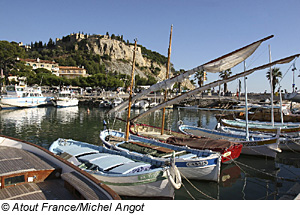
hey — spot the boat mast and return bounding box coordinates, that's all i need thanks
[279,86,284,125]
[269,45,275,126]
[244,61,249,141]
[125,39,137,142]
[161,25,173,135]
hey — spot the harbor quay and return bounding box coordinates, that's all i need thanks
[76,91,284,108]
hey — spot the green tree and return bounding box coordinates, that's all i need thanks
[194,69,206,87]
[47,38,55,48]
[219,69,232,93]
[266,67,282,93]
[0,41,27,85]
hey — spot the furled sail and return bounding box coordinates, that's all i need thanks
[108,35,273,114]
[131,54,300,122]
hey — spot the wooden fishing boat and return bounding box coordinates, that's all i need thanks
[221,118,300,136]
[220,126,300,152]
[100,129,222,182]
[179,125,281,158]
[0,135,120,200]
[50,138,181,199]
[129,123,242,164]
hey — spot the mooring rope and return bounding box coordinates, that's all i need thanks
[283,137,300,154]
[179,170,216,200]
[180,182,196,200]
[233,159,300,182]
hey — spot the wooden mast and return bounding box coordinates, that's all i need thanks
[125,39,137,142]
[161,25,173,135]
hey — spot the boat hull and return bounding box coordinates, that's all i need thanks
[100,129,222,182]
[220,126,300,152]
[90,170,174,198]
[50,138,176,198]
[221,119,300,135]
[179,125,281,158]
[0,135,119,200]
[52,99,79,108]
[130,124,242,164]
[0,97,51,109]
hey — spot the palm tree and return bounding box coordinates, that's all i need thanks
[219,69,232,93]
[266,67,282,93]
[194,69,206,87]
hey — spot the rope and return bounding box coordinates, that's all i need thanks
[283,137,300,154]
[233,159,300,182]
[180,182,196,200]
[179,170,216,200]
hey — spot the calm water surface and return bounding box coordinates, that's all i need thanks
[1,106,300,200]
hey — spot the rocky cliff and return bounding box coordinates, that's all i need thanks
[57,33,195,89]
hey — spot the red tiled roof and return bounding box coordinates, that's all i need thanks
[19,58,57,64]
[58,66,85,70]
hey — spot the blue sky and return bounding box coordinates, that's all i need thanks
[1,0,300,93]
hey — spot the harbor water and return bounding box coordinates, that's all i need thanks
[1,106,300,200]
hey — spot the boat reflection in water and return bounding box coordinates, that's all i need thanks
[1,107,300,199]
[55,106,79,124]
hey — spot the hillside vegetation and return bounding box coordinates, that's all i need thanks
[0,33,194,90]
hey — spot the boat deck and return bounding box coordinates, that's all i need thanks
[0,145,117,200]
[0,179,74,200]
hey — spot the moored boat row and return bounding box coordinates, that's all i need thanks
[0,84,79,109]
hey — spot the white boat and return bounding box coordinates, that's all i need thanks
[49,138,181,198]
[112,97,123,108]
[0,135,119,200]
[221,118,300,136]
[132,100,149,109]
[284,91,300,103]
[179,125,281,158]
[220,126,300,152]
[0,85,52,109]
[52,90,79,108]
[100,129,222,182]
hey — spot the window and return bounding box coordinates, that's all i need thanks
[4,175,25,186]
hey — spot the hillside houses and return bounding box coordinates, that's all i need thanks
[17,58,89,79]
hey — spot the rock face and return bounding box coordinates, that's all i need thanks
[57,33,195,89]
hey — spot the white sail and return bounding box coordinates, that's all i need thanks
[108,35,273,114]
[131,54,300,122]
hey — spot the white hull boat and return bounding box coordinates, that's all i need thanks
[50,138,181,198]
[52,90,79,108]
[0,85,52,109]
[179,125,281,158]
[220,126,300,152]
[284,91,300,103]
[100,129,222,182]
[221,118,300,136]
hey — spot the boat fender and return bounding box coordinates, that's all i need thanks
[166,165,182,190]
[166,151,182,190]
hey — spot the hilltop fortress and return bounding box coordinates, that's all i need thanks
[55,33,195,89]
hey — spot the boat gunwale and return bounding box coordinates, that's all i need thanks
[0,134,120,200]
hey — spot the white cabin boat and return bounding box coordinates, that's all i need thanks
[0,85,52,109]
[52,90,79,108]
